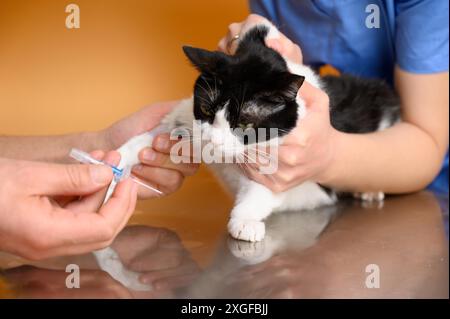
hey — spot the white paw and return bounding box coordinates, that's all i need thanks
[354,191,384,209]
[354,191,384,201]
[227,237,272,265]
[228,218,265,242]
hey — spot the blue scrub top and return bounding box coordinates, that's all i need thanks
[250,0,449,194]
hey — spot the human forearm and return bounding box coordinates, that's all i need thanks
[0,131,107,163]
[321,122,446,193]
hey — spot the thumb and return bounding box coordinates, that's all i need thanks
[29,162,113,196]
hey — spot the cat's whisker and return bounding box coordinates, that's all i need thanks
[230,93,241,113]
[195,95,213,106]
[275,128,293,134]
[241,151,278,182]
[237,163,252,180]
[201,77,217,101]
[246,146,274,161]
[239,85,247,116]
[196,82,215,101]
[236,155,255,180]
[213,76,218,99]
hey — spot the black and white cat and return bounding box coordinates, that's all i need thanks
[110,20,399,242]
[95,19,400,289]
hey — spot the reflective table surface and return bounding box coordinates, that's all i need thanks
[0,169,448,298]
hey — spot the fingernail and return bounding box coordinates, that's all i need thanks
[133,164,144,171]
[90,165,112,185]
[155,136,169,150]
[142,149,156,161]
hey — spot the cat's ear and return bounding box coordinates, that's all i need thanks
[182,46,229,75]
[281,74,305,100]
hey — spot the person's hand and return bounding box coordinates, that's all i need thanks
[242,82,340,193]
[0,154,138,260]
[218,14,303,64]
[110,225,201,298]
[99,101,199,199]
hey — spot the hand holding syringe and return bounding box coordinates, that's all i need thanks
[70,148,163,196]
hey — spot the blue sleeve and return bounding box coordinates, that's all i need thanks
[395,0,449,73]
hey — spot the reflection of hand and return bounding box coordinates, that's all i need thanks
[0,151,137,260]
[1,226,201,298]
[99,101,199,199]
[218,14,303,64]
[225,252,329,298]
[3,265,132,298]
[110,226,200,297]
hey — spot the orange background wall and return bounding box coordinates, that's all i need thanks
[0,0,250,265]
[0,0,248,135]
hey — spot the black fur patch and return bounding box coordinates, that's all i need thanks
[322,75,400,133]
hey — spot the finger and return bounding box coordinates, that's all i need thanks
[217,36,228,53]
[53,150,109,206]
[100,178,138,237]
[265,38,285,54]
[152,273,199,291]
[24,237,113,260]
[139,259,200,284]
[217,21,243,54]
[132,165,184,196]
[27,162,113,196]
[226,22,243,54]
[266,38,302,65]
[153,133,201,164]
[240,162,297,194]
[52,178,137,244]
[90,150,105,160]
[65,151,122,213]
[53,150,105,206]
[153,133,196,160]
[239,162,276,189]
[138,148,198,176]
[151,134,172,154]
[128,249,186,272]
[277,145,304,165]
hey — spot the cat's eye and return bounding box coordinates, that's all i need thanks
[238,123,254,130]
[200,104,213,116]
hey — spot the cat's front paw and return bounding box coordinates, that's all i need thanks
[227,237,273,264]
[228,218,265,242]
[353,191,384,209]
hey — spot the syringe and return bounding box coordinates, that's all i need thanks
[70,148,163,195]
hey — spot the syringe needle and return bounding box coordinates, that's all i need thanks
[70,148,163,196]
[130,176,163,195]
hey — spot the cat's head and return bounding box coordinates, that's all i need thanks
[183,26,304,158]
